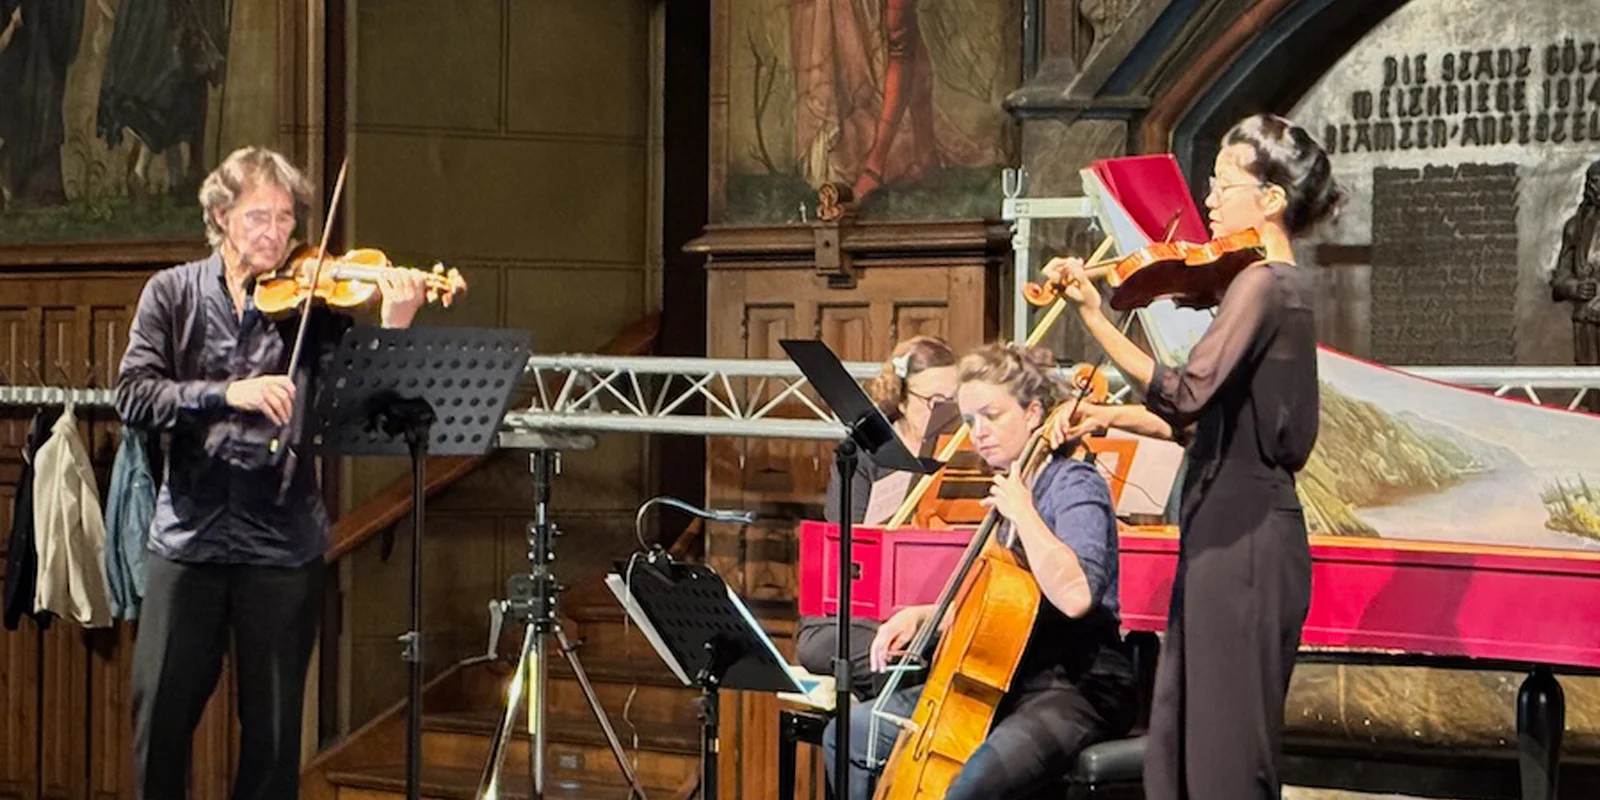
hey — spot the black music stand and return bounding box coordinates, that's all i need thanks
[308,325,529,800]
[778,339,941,797]
[613,552,806,800]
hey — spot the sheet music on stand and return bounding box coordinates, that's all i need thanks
[604,568,692,686]
[605,554,806,696]
[607,553,814,800]
[606,567,839,708]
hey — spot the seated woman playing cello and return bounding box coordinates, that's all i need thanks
[822,342,1138,800]
[797,335,959,700]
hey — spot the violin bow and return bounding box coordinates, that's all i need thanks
[885,208,1190,525]
[1061,210,1184,460]
[268,156,350,461]
[881,234,1118,529]
[286,158,350,385]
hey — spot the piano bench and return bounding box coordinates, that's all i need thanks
[1060,735,1146,799]
[779,707,832,800]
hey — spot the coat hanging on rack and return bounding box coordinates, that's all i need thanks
[31,403,114,628]
[104,424,158,620]
[3,406,61,630]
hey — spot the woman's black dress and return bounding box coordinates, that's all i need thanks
[1139,262,1320,800]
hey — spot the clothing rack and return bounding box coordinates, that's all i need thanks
[0,386,117,407]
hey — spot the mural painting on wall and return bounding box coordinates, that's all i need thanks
[0,0,287,257]
[1257,0,1600,552]
[725,0,1020,222]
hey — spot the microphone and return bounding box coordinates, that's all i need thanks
[633,496,758,554]
[636,496,758,526]
[704,508,758,525]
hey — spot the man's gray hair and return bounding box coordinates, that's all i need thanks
[198,147,315,247]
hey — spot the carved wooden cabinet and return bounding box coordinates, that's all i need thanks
[688,218,1009,800]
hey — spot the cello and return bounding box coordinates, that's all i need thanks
[867,401,1075,799]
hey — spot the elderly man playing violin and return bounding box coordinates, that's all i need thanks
[115,146,429,800]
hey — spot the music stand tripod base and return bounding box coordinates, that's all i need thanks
[309,326,529,800]
[474,444,649,800]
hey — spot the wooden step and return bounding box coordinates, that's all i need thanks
[419,709,701,790]
[543,665,703,729]
[557,606,668,664]
[453,657,698,718]
[546,654,693,690]
[326,763,660,800]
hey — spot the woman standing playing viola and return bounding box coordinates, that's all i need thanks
[1046,113,1344,800]
[823,343,1137,800]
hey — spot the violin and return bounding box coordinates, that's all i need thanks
[254,243,467,319]
[1023,227,1265,312]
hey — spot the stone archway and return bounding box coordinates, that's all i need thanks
[1140,0,1410,184]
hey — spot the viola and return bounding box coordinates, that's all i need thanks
[885,234,1123,530]
[1023,227,1265,312]
[254,243,467,319]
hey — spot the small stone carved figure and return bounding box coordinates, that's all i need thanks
[1552,161,1600,402]
[1079,0,1137,52]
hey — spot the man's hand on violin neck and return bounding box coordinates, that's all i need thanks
[227,375,296,425]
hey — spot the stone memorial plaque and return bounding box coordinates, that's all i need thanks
[1370,163,1519,365]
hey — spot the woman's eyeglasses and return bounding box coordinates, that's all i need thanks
[1208,177,1266,197]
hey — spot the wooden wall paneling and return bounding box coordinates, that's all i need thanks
[37,624,87,800]
[0,625,39,800]
[0,396,34,800]
[87,305,134,398]
[0,311,35,456]
[0,268,174,800]
[86,625,136,800]
[35,303,89,800]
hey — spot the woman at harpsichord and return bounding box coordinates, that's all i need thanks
[1046,112,1344,800]
[795,335,960,699]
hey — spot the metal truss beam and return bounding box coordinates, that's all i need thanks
[500,355,1600,441]
[2,357,1590,441]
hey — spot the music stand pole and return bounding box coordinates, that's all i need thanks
[378,397,436,800]
[612,554,808,800]
[776,339,941,796]
[833,437,857,799]
[696,643,731,800]
[307,325,529,800]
